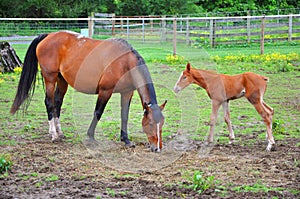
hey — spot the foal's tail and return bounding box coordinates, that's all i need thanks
[10,34,48,114]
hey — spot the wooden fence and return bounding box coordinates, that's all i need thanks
[91,14,300,49]
[1,14,300,51]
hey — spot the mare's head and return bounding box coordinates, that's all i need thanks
[142,100,167,152]
[173,63,194,93]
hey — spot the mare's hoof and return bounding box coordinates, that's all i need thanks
[125,142,135,148]
[84,138,100,148]
[58,134,66,139]
[51,137,62,142]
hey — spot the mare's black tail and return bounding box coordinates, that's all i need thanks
[10,33,48,114]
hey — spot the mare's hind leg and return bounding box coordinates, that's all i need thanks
[87,90,112,142]
[120,91,135,147]
[54,73,68,138]
[252,101,275,151]
[222,101,235,144]
[44,74,59,141]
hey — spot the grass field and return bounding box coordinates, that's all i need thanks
[1,41,300,198]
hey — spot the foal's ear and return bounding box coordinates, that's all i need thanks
[186,62,191,71]
[160,100,167,111]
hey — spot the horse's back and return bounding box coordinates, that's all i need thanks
[36,31,136,94]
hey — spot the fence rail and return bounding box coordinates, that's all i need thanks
[1,14,300,49]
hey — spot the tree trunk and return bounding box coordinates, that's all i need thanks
[0,42,23,72]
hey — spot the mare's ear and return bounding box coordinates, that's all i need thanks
[186,62,191,72]
[160,100,167,111]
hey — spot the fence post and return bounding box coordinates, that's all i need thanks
[209,18,216,48]
[288,14,293,42]
[173,17,177,56]
[247,11,251,43]
[88,13,94,38]
[142,18,145,42]
[186,16,190,45]
[161,15,166,42]
[111,13,115,36]
[127,18,129,41]
[260,15,265,55]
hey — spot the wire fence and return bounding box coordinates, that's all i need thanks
[1,13,300,50]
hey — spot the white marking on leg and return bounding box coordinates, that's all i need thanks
[49,118,58,141]
[54,117,63,136]
[157,123,160,152]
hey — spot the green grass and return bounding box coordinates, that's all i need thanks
[1,42,300,148]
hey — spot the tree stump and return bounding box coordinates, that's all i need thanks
[0,42,23,72]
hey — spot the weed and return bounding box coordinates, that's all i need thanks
[182,171,219,194]
[45,174,59,182]
[192,171,218,193]
[233,181,284,193]
[35,181,43,188]
[0,154,13,174]
[272,119,286,134]
[106,188,116,197]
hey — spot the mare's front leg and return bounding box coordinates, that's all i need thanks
[87,90,112,142]
[207,100,222,144]
[222,101,235,144]
[120,91,135,147]
[54,73,68,138]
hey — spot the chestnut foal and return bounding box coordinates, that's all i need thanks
[174,63,274,151]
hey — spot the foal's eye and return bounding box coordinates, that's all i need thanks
[183,76,187,80]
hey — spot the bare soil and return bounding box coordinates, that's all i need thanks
[1,133,299,199]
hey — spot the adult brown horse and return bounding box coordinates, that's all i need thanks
[10,31,167,152]
[174,63,274,151]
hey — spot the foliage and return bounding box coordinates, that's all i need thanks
[0,0,299,18]
[212,52,299,73]
[0,154,12,174]
[232,181,284,193]
[272,120,286,134]
[183,171,219,194]
[165,54,185,65]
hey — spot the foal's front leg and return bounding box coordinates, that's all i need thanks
[207,100,221,144]
[222,101,235,144]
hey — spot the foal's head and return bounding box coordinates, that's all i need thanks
[173,63,194,93]
[142,101,167,152]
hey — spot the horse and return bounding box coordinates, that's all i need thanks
[173,63,275,151]
[10,31,167,152]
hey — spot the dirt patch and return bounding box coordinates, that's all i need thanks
[1,134,299,198]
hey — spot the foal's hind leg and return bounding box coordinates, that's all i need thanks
[54,73,68,138]
[222,101,235,144]
[252,101,275,151]
[120,91,135,147]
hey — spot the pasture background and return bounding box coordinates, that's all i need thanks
[0,41,300,198]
